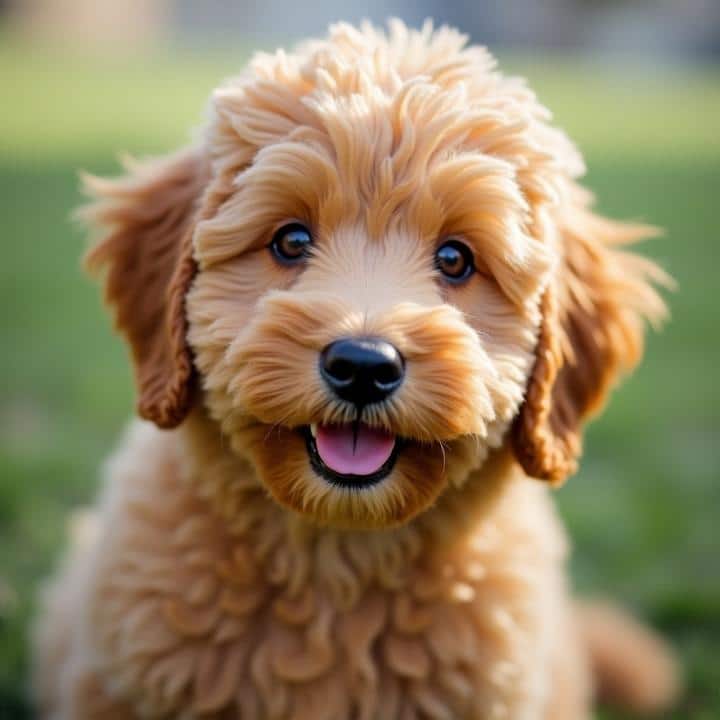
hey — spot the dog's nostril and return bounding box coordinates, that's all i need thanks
[325,357,355,385]
[373,359,403,389]
[320,337,404,406]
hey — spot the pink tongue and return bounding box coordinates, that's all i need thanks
[315,424,395,476]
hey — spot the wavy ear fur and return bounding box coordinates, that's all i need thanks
[81,148,207,428]
[512,185,671,484]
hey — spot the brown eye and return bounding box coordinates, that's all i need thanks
[270,223,313,264]
[435,239,475,283]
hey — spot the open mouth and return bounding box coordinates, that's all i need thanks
[302,422,400,488]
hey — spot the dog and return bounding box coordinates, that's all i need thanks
[33,20,680,719]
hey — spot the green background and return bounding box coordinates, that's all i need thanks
[1,39,718,718]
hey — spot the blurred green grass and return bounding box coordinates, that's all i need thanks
[1,36,719,718]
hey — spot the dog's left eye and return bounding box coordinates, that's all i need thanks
[435,239,475,283]
[270,223,313,264]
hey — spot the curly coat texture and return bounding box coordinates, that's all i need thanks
[34,20,679,719]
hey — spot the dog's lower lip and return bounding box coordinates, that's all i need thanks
[302,425,400,488]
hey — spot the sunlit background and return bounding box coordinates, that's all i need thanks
[1,1,718,717]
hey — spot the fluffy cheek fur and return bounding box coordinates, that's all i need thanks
[187,233,541,528]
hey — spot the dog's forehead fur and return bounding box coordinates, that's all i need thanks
[209,20,582,180]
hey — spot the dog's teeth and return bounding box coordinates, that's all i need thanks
[310,423,318,438]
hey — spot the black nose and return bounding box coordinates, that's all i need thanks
[320,337,404,406]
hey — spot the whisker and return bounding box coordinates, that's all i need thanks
[438,440,447,473]
[263,411,295,443]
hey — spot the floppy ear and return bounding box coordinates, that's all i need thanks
[512,186,671,484]
[81,148,208,428]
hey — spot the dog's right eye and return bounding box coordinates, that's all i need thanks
[435,239,475,283]
[270,223,313,264]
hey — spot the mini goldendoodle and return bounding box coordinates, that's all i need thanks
[33,21,680,720]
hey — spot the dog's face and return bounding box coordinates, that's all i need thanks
[187,127,548,527]
[84,23,668,529]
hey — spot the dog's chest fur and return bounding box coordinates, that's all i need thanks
[75,419,569,720]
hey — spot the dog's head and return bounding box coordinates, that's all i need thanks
[83,22,668,528]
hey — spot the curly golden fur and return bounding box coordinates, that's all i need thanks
[33,20,679,719]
